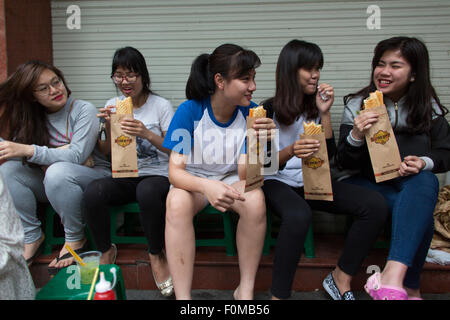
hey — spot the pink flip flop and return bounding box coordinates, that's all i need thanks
[364,272,408,300]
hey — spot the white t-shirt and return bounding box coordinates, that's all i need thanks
[163,97,256,177]
[105,94,174,177]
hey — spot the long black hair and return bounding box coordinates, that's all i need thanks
[185,43,261,100]
[266,39,324,126]
[111,46,153,95]
[344,36,447,134]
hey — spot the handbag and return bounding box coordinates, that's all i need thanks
[56,99,95,167]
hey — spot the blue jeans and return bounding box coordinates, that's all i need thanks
[343,171,439,289]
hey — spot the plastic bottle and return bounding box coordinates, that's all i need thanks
[94,271,116,300]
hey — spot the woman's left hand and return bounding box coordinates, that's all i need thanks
[316,83,334,114]
[399,155,426,176]
[252,117,276,140]
[120,118,150,139]
[0,140,34,160]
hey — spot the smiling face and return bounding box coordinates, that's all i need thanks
[373,49,413,102]
[33,69,68,113]
[221,69,256,107]
[298,66,320,95]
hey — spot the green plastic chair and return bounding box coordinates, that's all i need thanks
[110,202,147,245]
[194,205,237,256]
[109,202,237,256]
[263,208,315,258]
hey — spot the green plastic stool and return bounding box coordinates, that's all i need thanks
[194,205,237,256]
[36,264,126,300]
[43,205,95,255]
[109,203,237,256]
[110,202,147,244]
[263,209,315,258]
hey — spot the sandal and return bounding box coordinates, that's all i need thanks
[47,241,90,276]
[364,272,408,300]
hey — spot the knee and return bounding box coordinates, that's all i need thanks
[242,188,266,223]
[0,162,16,198]
[136,177,169,203]
[354,191,390,227]
[43,162,74,189]
[289,207,312,228]
[275,206,312,235]
[165,190,194,226]
[413,171,439,195]
[0,160,26,185]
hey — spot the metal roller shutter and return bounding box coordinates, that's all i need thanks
[51,0,450,135]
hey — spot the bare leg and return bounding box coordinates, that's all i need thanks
[230,184,266,300]
[100,245,116,265]
[165,188,206,300]
[380,260,408,289]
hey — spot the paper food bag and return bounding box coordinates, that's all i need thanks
[110,97,138,178]
[301,122,333,201]
[245,106,266,192]
[362,91,401,183]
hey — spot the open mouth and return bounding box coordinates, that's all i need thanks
[377,79,392,88]
[122,87,133,95]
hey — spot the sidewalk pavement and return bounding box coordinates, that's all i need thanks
[126,289,450,300]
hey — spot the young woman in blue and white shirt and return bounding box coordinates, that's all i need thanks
[162,44,275,300]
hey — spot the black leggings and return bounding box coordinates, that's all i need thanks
[262,179,389,299]
[83,175,170,254]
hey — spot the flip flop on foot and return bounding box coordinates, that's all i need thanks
[48,240,89,276]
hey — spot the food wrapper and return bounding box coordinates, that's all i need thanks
[245,105,266,192]
[301,122,333,201]
[110,97,138,178]
[362,90,401,182]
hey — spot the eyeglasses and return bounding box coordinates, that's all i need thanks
[33,77,64,96]
[111,73,139,84]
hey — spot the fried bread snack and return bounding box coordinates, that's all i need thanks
[116,97,133,114]
[303,121,322,135]
[363,90,384,109]
[249,105,266,117]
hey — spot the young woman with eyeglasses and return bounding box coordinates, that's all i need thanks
[0,61,111,272]
[83,47,175,297]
